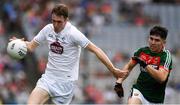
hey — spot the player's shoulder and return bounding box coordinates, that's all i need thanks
[162,49,172,58]
[160,49,172,66]
[66,22,81,35]
[44,24,53,30]
[68,21,81,31]
[61,22,73,35]
[136,46,149,52]
[133,46,148,56]
[40,24,53,32]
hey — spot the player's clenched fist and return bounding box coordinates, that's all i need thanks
[114,82,124,98]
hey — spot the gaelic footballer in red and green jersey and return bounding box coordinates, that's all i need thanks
[132,46,172,103]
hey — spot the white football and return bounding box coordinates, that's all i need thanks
[7,39,27,59]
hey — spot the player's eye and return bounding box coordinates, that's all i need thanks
[52,20,62,24]
[150,37,154,41]
[155,39,160,42]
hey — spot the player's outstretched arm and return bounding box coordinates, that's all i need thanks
[114,58,136,98]
[86,42,128,78]
[116,58,136,83]
[9,36,39,52]
[25,40,39,52]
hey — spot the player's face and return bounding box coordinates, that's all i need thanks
[148,35,166,53]
[52,13,67,33]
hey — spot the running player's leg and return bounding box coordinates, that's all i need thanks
[51,80,75,104]
[128,88,149,104]
[27,87,49,104]
[128,97,142,104]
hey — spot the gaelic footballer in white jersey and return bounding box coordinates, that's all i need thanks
[34,21,90,81]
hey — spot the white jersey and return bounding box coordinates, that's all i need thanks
[33,22,90,81]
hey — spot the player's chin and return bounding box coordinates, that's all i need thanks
[150,46,157,52]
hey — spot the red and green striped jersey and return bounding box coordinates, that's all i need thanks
[132,47,172,103]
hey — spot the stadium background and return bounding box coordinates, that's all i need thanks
[0,0,180,104]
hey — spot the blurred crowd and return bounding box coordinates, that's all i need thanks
[0,0,180,104]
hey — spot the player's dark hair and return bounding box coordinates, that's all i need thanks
[150,26,168,40]
[51,4,69,19]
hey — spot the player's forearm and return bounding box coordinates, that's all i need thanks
[121,65,131,80]
[87,42,116,74]
[25,41,34,52]
[95,47,115,72]
[117,65,132,82]
[25,40,38,52]
[146,65,167,83]
[117,61,135,83]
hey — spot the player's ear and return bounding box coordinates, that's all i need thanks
[161,39,166,48]
[163,40,166,44]
[161,39,166,45]
[67,17,69,21]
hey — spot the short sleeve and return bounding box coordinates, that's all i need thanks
[133,48,142,57]
[160,50,172,71]
[70,26,90,48]
[33,25,49,44]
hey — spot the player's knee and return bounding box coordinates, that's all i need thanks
[128,97,142,104]
[27,87,49,104]
[27,96,49,105]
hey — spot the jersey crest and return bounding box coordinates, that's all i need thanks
[50,41,64,54]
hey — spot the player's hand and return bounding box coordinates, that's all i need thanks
[113,68,128,79]
[114,82,124,98]
[9,36,25,42]
[132,56,147,68]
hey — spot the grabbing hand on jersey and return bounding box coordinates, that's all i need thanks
[132,56,147,68]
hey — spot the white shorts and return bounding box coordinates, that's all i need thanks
[130,88,150,104]
[36,75,75,104]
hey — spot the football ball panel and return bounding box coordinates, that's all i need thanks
[7,39,27,59]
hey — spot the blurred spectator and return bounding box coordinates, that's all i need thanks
[112,51,129,67]
[118,1,159,26]
[37,56,47,74]
[100,2,112,25]
[152,0,176,3]
[0,52,29,104]
[84,84,105,104]
[0,20,5,36]
[103,86,118,104]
